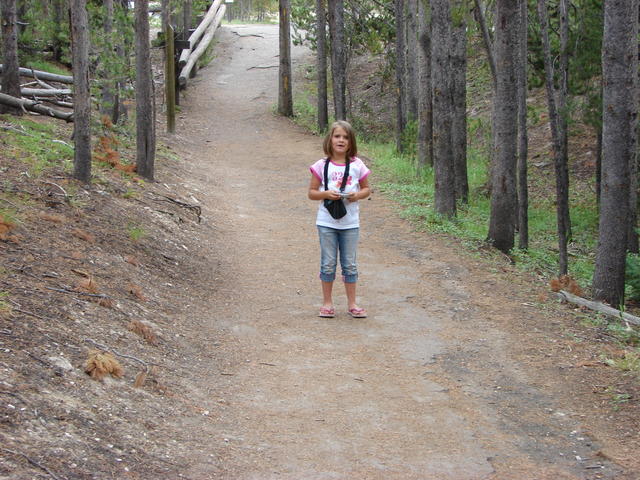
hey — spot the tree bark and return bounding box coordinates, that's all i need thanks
[537,0,571,274]
[517,0,529,250]
[278,0,293,117]
[70,0,92,183]
[316,0,328,132]
[328,0,346,120]
[593,0,638,307]
[473,0,496,88]
[430,0,456,217]
[451,2,468,204]
[395,0,406,152]
[417,0,432,170]
[135,0,156,180]
[487,0,519,252]
[0,0,22,115]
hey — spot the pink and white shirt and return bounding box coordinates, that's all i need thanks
[310,156,371,229]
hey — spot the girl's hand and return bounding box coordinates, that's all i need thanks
[325,190,341,200]
[346,192,359,202]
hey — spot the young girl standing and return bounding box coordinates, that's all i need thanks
[308,120,371,318]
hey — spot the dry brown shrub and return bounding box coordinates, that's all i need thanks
[128,283,147,302]
[124,255,140,267]
[39,211,66,223]
[76,277,99,294]
[550,274,584,296]
[0,217,15,240]
[134,371,147,388]
[128,319,157,345]
[72,228,95,243]
[85,350,124,380]
[98,297,114,309]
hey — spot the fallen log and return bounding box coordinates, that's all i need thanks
[556,290,640,326]
[179,4,225,87]
[21,88,72,97]
[0,65,73,84]
[0,92,73,122]
[178,0,224,68]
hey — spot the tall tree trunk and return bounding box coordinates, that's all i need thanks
[316,0,328,132]
[278,0,293,117]
[405,0,419,122]
[0,0,21,115]
[70,0,92,183]
[537,0,570,275]
[473,0,497,88]
[487,0,519,252]
[395,0,407,152]
[517,0,529,250]
[593,0,638,307]
[417,0,432,170]
[183,0,192,40]
[100,0,116,120]
[430,0,456,217]
[135,0,156,180]
[451,2,468,204]
[52,0,66,63]
[328,0,346,120]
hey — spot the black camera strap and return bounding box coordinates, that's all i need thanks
[323,157,350,193]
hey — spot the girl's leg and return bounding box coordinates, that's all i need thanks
[338,228,365,314]
[317,226,339,312]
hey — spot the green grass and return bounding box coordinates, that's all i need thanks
[127,223,146,242]
[23,60,71,77]
[362,138,601,289]
[0,116,74,176]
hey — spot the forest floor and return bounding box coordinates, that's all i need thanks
[1,24,640,479]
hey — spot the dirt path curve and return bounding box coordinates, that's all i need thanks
[167,25,631,479]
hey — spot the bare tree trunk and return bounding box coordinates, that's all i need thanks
[417,0,432,170]
[537,0,570,275]
[405,0,419,122]
[328,0,346,120]
[278,0,293,117]
[183,0,192,39]
[70,0,92,183]
[487,0,519,252]
[395,0,406,152]
[593,0,638,307]
[100,0,116,120]
[135,0,156,180]
[316,0,328,132]
[451,2,468,203]
[430,0,456,217]
[52,0,66,62]
[473,0,497,88]
[0,0,22,115]
[517,0,529,250]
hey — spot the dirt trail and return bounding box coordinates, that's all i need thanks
[167,25,634,479]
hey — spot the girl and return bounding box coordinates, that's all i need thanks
[308,120,371,318]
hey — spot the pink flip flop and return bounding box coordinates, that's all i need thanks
[319,307,335,318]
[348,307,367,318]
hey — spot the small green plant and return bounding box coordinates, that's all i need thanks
[122,189,139,199]
[603,386,633,411]
[625,253,640,301]
[0,291,12,315]
[127,224,146,242]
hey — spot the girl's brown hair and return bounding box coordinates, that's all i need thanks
[323,120,358,160]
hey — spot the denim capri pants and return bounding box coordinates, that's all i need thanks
[317,226,359,283]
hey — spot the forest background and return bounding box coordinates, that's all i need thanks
[1,0,639,409]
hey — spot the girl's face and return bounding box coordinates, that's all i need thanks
[331,127,350,158]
